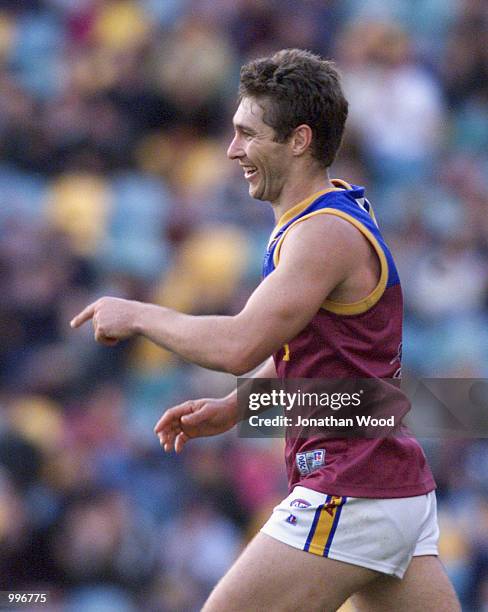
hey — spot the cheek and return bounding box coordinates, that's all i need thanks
[263,153,285,179]
[254,150,274,171]
[251,143,288,179]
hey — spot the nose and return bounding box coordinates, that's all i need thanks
[227,133,244,160]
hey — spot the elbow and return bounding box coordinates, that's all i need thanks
[223,358,253,377]
[219,321,272,376]
[226,365,248,377]
[222,349,263,377]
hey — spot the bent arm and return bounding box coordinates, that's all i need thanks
[154,356,278,453]
[135,215,354,373]
[222,354,277,408]
[71,215,358,374]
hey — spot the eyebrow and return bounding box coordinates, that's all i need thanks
[234,123,256,134]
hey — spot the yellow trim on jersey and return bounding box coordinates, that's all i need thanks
[333,178,378,226]
[308,496,343,556]
[268,187,343,247]
[369,202,378,226]
[330,178,353,190]
[272,209,388,316]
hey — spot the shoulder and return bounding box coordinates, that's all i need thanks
[279,212,371,264]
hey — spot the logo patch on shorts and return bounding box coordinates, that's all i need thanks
[285,513,298,525]
[290,498,312,508]
[296,449,326,476]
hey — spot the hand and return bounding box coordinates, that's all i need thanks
[70,297,141,346]
[154,397,238,453]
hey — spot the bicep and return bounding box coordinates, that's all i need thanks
[234,215,357,358]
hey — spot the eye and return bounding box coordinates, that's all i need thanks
[239,128,255,139]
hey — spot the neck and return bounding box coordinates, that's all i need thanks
[270,167,334,223]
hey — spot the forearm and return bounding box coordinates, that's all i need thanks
[73,214,358,377]
[222,356,277,415]
[134,302,259,374]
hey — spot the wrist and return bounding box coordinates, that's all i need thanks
[132,302,155,336]
[222,392,239,424]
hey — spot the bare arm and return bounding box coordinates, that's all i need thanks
[70,215,358,375]
[154,356,277,453]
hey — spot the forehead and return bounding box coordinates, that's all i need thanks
[232,97,268,129]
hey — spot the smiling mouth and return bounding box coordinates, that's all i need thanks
[242,166,258,180]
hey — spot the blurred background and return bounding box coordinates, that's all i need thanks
[0,0,487,610]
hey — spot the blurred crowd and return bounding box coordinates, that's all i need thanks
[0,0,487,610]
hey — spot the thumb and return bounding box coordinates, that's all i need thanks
[181,405,208,426]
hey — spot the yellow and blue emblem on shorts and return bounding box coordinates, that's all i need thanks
[304,495,347,557]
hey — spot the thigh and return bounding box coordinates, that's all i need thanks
[351,556,461,612]
[202,532,380,612]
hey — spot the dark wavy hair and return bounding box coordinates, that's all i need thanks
[239,49,349,169]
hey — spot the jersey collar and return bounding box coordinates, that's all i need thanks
[270,182,348,244]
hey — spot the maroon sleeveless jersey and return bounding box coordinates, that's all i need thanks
[263,181,435,498]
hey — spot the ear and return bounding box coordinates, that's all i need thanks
[291,124,313,157]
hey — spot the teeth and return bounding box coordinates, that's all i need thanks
[243,167,257,178]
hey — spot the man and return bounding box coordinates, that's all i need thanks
[71,49,460,611]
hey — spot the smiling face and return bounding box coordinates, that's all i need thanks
[227,97,293,204]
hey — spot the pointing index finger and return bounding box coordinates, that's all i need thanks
[70,302,97,329]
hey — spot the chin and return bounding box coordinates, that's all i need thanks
[249,184,266,201]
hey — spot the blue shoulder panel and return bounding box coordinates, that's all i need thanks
[263,186,400,289]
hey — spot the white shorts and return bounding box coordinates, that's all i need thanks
[261,486,438,579]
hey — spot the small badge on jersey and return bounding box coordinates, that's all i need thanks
[295,449,326,476]
[285,513,298,525]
